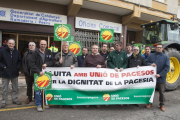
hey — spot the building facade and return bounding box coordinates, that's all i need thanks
[0,0,178,55]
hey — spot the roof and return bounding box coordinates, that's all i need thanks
[141,19,180,27]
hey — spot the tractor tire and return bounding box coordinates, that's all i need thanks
[164,48,180,90]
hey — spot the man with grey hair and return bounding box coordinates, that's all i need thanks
[0,38,22,108]
[128,46,146,68]
[54,41,77,68]
[54,41,78,109]
[23,42,36,104]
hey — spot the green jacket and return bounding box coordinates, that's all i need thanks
[107,50,128,69]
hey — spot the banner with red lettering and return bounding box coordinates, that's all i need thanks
[43,66,156,105]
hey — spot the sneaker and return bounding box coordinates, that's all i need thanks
[37,106,43,112]
[12,101,22,105]
[25,99,32,104]
[1,103,6,108]
[146,104,152,108]
[160,106,165,112]
[45,105,49,109]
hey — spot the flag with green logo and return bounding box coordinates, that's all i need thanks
[54,24,71,41]
[34,72,52,90]
[100,29,114,43]
[69,41,82,56]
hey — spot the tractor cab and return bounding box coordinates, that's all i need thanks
[141,20,180,45]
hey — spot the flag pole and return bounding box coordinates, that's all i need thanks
[98,32,99,46]
[43,89,45,110]
[61,24,63,60]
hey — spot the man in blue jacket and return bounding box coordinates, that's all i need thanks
[77,47,88,67]
[142,46,151,61]
[146,43,170,112]
[0,38,22,108]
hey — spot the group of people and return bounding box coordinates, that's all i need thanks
[0,38,170,112]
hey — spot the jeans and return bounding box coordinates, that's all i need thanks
[1,77,18,103]
[35,90,42,107]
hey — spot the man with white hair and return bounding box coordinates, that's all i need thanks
[0,38,22,108]
[23,42,36,104]
[54,41,78,109]
[128,46,146,107]
[128,46,146,68]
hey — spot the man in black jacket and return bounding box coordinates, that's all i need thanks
[0,38,22,108]
[29,40,53,112]
[77,47,88,67]
[128,46,146,68]
[128,46,146,107]
[23,42,36,104]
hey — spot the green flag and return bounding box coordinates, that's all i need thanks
[69,41,82,56]
[100,29,114,43]
[54,24,71,41]
[34,72,52,90]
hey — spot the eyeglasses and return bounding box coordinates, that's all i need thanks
[29,45,35,46]
[133,49,139,51]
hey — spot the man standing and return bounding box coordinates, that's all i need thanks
[126,44,133,57]
[142,46,151,61]
[0,38,22,108]
[48,42,58,57]
[29,40,53,112]
[107,41,128,72]
[146,43,170,112]
[128,46,146,107]
[54,41,78,109]
[128,46,146,68]
[0,40,7,49]
[109,46,115,53]
[83,44,106,108]
[23,42,36,104]
[77,47,88,67]
[100,43,109,60]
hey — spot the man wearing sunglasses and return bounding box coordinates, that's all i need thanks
[146,43,170,112]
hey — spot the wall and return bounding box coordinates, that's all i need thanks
[135,30,143,43]
[152,0,167,12]
[77,8,121,23]
[124,0,152,8]
[167,0,178,14]
[0,0,67,15]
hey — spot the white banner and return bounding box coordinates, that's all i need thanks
[0,7,67,26]
[75,17,122,33]
[43,66,156,90]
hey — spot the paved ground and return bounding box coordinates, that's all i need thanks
[0,77,180,120]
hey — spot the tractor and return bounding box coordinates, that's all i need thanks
[133,20,180,90]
